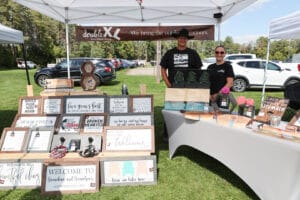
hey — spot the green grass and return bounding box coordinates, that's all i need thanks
[0,68,290,200]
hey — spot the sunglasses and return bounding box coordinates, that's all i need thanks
[215,51,225,55]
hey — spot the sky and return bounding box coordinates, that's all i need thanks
[220,0,300,44]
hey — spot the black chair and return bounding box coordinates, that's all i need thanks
[284,82,300,110]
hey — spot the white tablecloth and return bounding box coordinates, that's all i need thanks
[162,110,300,200]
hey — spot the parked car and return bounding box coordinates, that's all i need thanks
[119,59,138,69]
[17,60,36,69]
[34,58,116,87]
[224,54,256,61]
[230,59,300,92]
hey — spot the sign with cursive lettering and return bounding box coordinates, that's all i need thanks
[18,96,41,115]
[108,96,129,113]
[64,95,106,114]
[0,128,29,152]
[12,115,58,129]
[100,155,157,186]
[130,95,153,113]
[108,113,153,126]
[103,126,155,153]
[42,96,63,115]
[0,160,43,189]
[81,114,107,134]
[41,159,99,194]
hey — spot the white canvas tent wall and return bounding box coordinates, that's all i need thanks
[14,0,258,79]
[261,10,300,105]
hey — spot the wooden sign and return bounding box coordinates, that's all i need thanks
[45,78,74,89]
[0,160,43,189]
[42,96,63,115]
[58,114,82,134]
[26,128,54,152]
[103,126,155,153]
[130,95,153,113]
[165,88,210,103]
[13,115,58,129]
[164,101,186,111]
[51,134,102,152]
[288,110,300,130]
[18,96,41,115]
[108,96,129,113]
[108,113,153,126]
[41,159,99,194]
[255,97,289,123]
[100,155,157,186]
[0,128,29,152]
[81,114,107,134]
[64,95,106,114]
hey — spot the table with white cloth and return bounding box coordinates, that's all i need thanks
[162,110,300,200]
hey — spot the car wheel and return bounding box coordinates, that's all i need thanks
[285,79,300,87]
[37,75,48,87]
[233,78,247,92]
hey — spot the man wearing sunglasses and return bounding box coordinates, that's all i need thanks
[160,28,203,88]
[207,45,236,112]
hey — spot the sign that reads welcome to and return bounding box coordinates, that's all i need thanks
[75,26,214,41]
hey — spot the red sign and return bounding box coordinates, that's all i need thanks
[75,25,214,41]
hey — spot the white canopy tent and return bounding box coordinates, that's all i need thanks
[14,0,258,78]
[261,10,300,105]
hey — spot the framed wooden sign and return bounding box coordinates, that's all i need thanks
[0,160,43,189]
[12,114,58,129]
[103,126,155,153]
[42,96,63,115]
[58,114,82,134]
[100,155,157,186]
[41,159,99,194]
[107,96,129,113]
[0,128,29,152]
[18,96,41,115]
[130,95,153,113]
[255,97,289,123]
[288,110,300,130]
[108,113,153,126]
[64,95,106,114]
[81,114,107,134]
[26,128,54,152]
[51,134,102,152]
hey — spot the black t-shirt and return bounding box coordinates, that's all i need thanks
[160,47,203,69]
[207,62,234,95]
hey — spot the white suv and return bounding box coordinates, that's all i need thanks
[230,59,300,92]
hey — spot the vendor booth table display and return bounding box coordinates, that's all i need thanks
[162,87,300,200]
[0,91,157,193]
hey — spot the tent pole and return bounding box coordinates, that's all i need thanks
[22,43,33,96]
[65,7,70,79]
[156,40,161,83]
[217,21,221,44]
[261,38,271,107]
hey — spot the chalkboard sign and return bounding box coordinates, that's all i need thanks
[58,114,82,134]
[18,96,41,115]
[100,155,157,186]
[51,134,102,152]
[26,128,54,152]
[0,128,29,152]
[81,114,107,134]
[42,96,63,115]
[168,69,210,88]
[41,159,99,194]
[0,160,43,189]
[108,96,129,113]
[103,126,155,153]
[64,95,106,114]
[108,113,153,126]
[130,95,153,113]
[255,97,289,123]
[12,115,58,129]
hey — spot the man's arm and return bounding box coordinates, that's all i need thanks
[161,67,172,88]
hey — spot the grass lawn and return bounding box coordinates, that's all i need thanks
[0,68,290,200]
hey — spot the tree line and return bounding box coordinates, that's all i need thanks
[1,0,300,68]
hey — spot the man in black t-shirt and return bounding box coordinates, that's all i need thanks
[160,28,203,88]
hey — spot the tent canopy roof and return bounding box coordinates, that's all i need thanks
[0,23,24,44]
[269,10,300,40]
[14,0,258,26]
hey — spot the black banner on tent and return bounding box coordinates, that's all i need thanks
[75,25,214,41]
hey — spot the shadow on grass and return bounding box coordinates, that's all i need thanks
[0,110,18,135]
[174,146,260,200]
[19,188,62,200]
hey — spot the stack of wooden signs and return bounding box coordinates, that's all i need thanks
[0,94,157,194]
